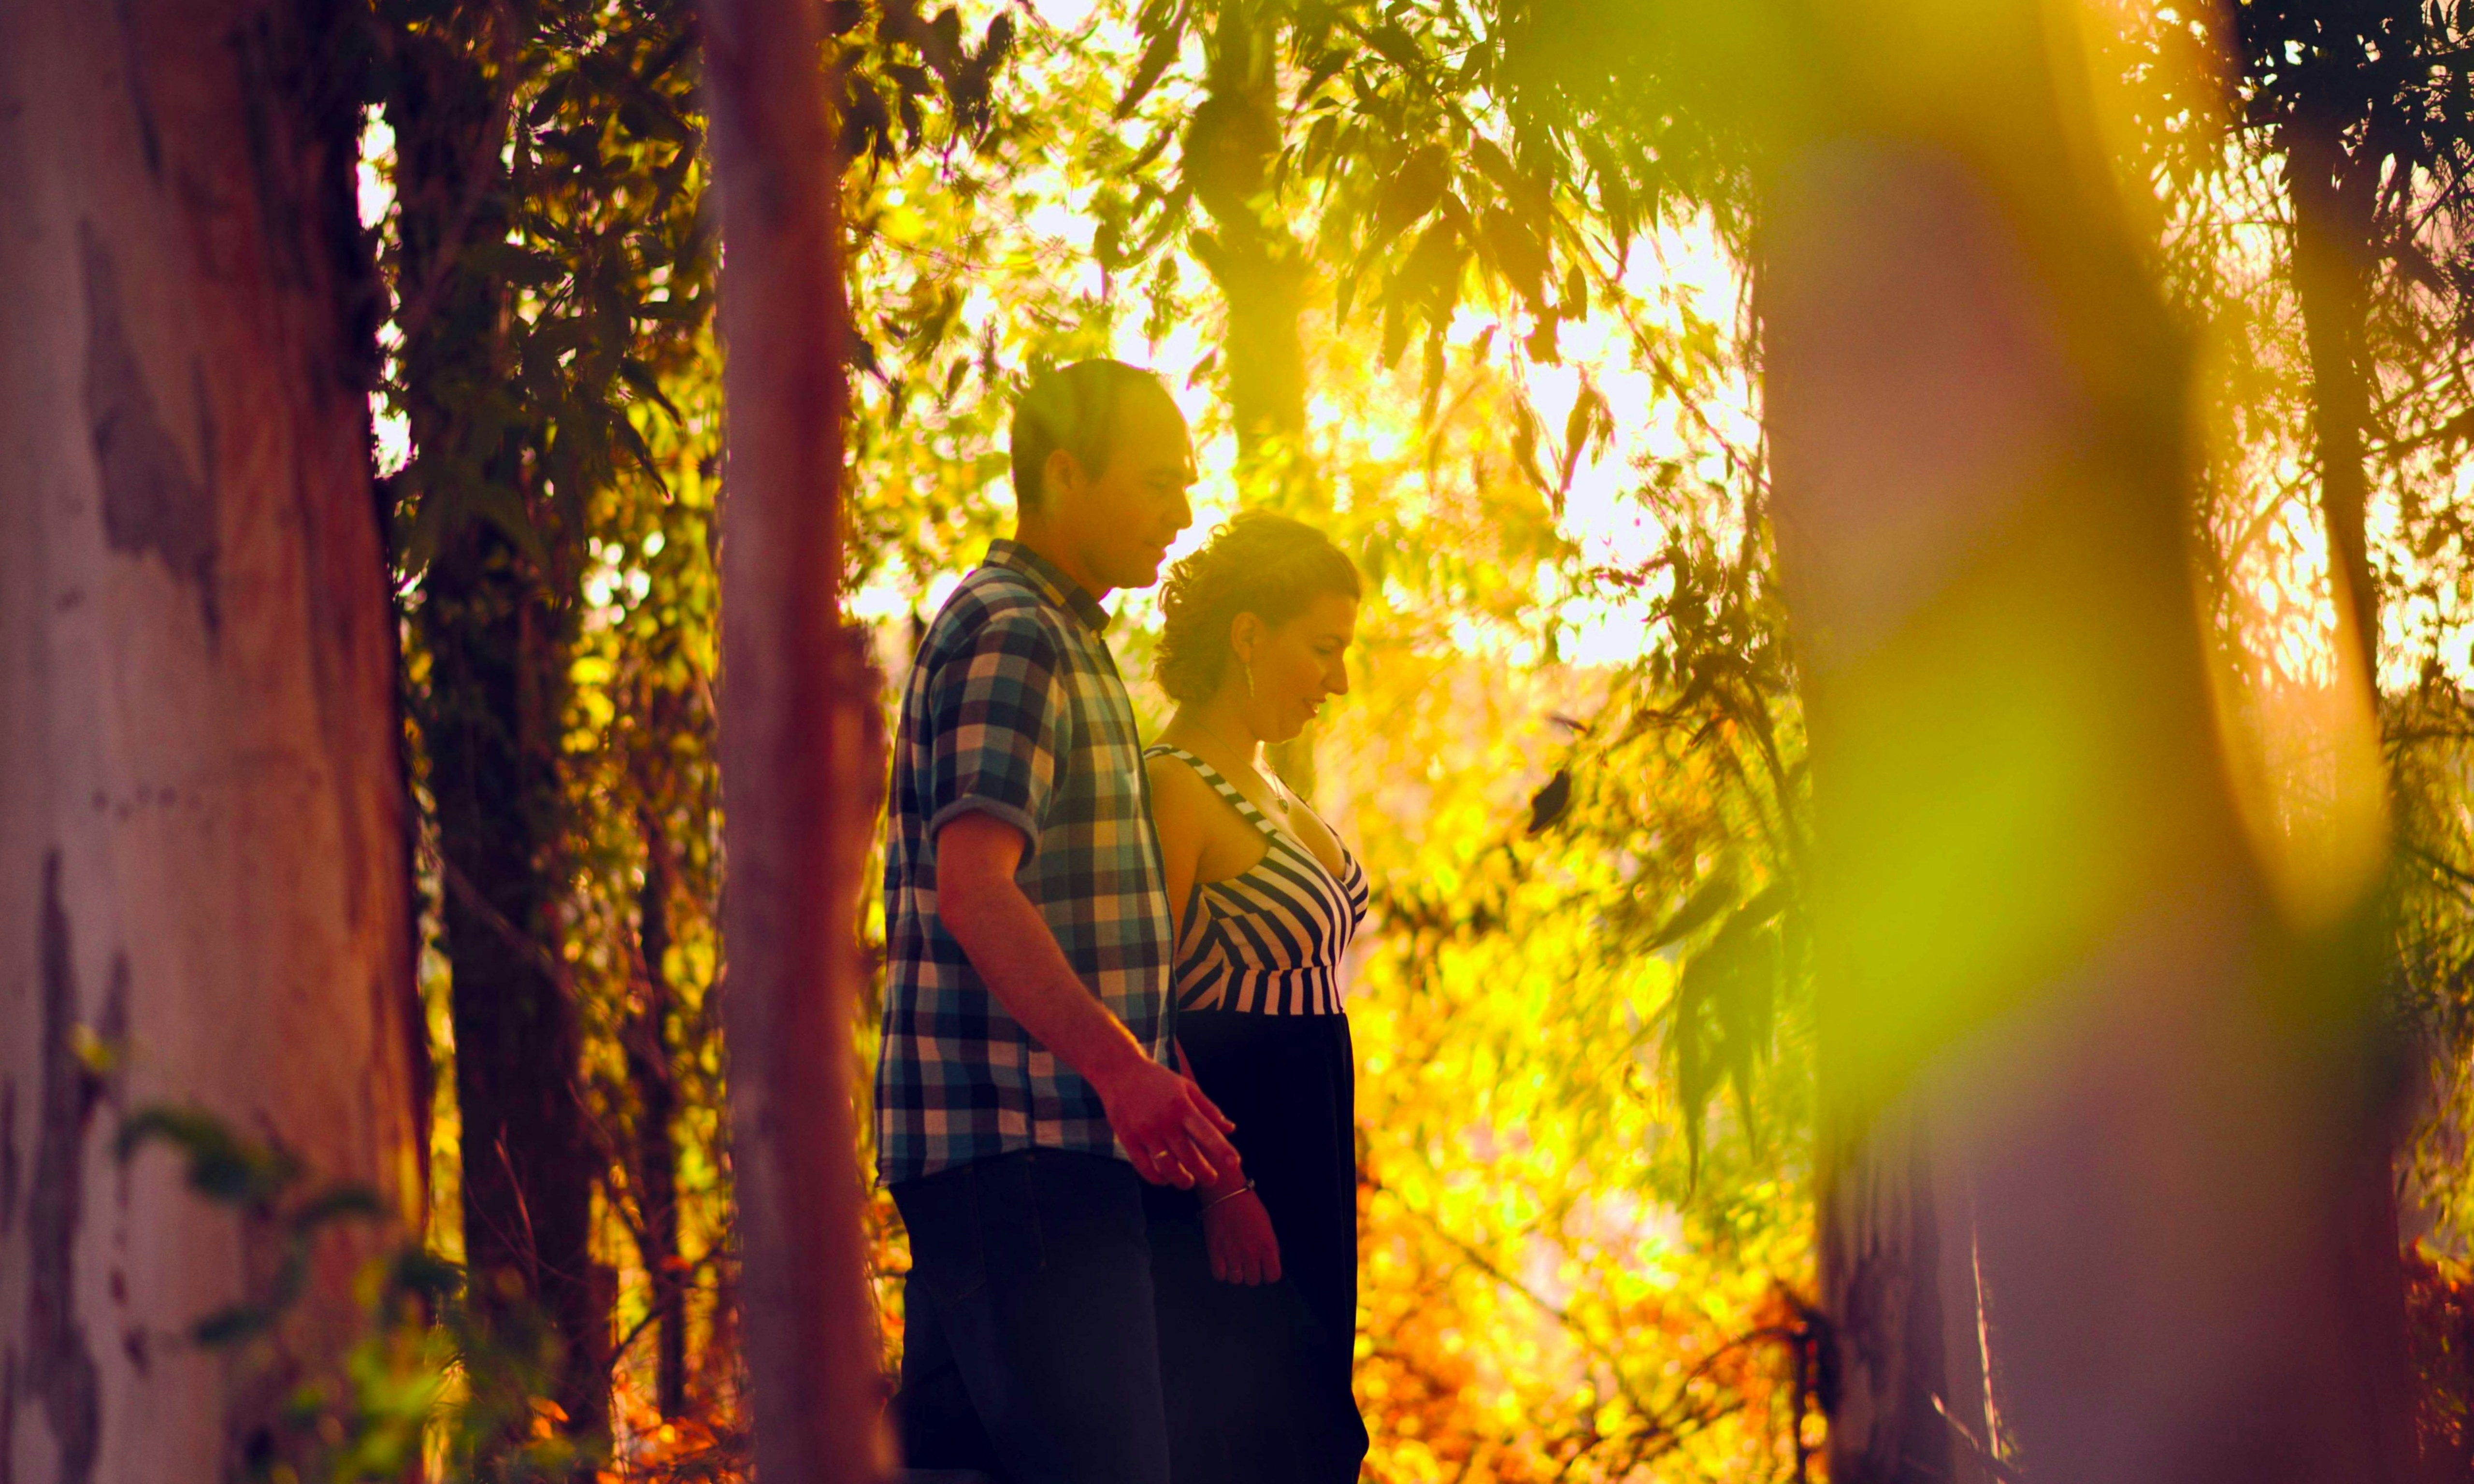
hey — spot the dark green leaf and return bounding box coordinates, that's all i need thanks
[289,1184,388,1236]
[620,358,683,422]
[1481,205,1549,307]
[1365,20,1419,70]
[1646,871,1739,951]
[1377,144,1450,235]
[1526,768,1572,834]
[1116,11,1186,120]
[193,1302,279,1347]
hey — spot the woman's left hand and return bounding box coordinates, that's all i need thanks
[1203,1186,1282,1286]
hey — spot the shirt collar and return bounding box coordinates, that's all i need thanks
[985,539,1111,632]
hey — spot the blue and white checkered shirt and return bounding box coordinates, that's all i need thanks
[874,540,1176,1186]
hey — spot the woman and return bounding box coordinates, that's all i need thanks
[1143,511,1369,1483]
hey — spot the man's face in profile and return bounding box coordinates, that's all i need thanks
[1046,388,1197,593]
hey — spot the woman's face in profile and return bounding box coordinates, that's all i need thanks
[1246,592,1358,743]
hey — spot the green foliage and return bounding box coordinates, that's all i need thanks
[119,1106,587,1484]
[377,0,718,590]
[872,6,1831,1469]
[375,0,1073,1459]
[353,0,2474,1476]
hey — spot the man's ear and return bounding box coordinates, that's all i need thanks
[1042,446,1085,510]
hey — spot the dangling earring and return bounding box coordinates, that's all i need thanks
[1243,659,1257,703]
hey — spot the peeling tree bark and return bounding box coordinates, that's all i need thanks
[702,1,888,1479]
[0,2,419,1480]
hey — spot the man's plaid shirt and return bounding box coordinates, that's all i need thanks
[874,540,1175,1186]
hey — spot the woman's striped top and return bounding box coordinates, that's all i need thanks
[1149,745,1370,1017]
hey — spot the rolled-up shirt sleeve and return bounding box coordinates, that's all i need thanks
[923,610,1070,857]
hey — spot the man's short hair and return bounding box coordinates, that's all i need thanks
[1009,359,1173,510]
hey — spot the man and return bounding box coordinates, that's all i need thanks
[878,358,1242,1484]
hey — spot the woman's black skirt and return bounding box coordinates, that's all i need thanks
[1145,1008,1367,1484]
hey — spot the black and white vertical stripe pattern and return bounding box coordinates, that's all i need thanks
[1149,746,1370,1016]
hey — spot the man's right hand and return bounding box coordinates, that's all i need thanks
[936,816,1241,1186]
[1093,1055,1241,1188]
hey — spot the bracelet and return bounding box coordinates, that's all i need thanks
[1200,1179,1255,1213]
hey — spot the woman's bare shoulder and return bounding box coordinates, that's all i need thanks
[1145,750,1218,823]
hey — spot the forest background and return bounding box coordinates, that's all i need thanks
[26,0,2474,1479]
[374,0,2474,1476]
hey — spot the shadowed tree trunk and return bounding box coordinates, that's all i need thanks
[385,6,607,1442]
[1812,1106,1972,1481]
[1188,0,1309,452]
[630,813,688,1420]
[1187,0,1320,796]
[702,0,887,1478]
[0,1,421,1478]
[2286,105,2384,685]
[2282,104,2425,1484]
[1764,3,2416,1480]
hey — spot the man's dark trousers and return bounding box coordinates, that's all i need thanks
[892,1149,1170,1484]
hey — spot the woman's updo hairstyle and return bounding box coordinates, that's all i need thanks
[1155,512,1361,705]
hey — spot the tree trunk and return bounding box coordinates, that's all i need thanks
[630,816,689,1420]
[386,13,608,1442]
[2284,106,2426,1480]
[1188,1,1324,795]
[1186,0,1308,452]
[0,1,420,1478]
[702,1,888,1479]
[2285,108,2383,687]
[1764,5,2414,1480]
[419,527,604,1437]
[1814,1104,1974,1481]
